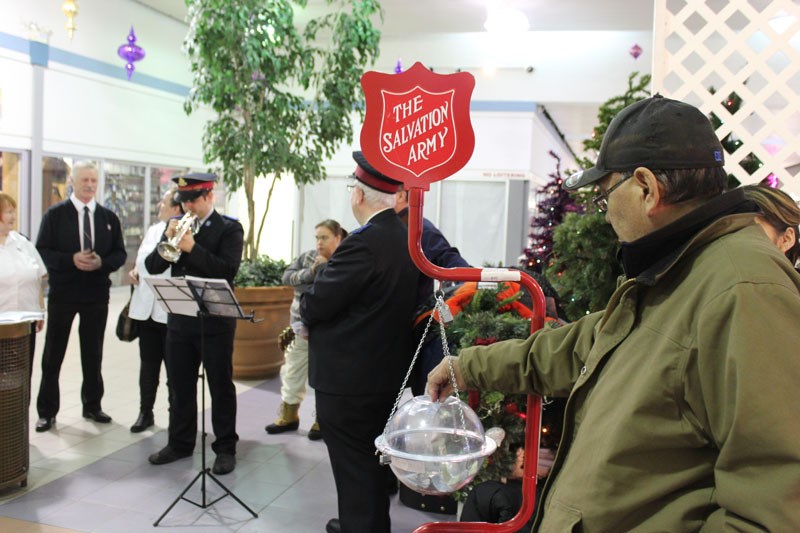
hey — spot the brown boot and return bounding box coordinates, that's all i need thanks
[308,419,323,441]
[265,402,300,434]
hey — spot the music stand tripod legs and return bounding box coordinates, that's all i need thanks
[154,312,257,526]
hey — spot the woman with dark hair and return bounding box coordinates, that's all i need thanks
[265,219,347,440]
[743,184,800,268]
[127,187,184,432]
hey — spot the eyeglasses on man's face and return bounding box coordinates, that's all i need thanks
[592,173,633,212]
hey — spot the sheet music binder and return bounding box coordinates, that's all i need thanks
[145,276,246,319]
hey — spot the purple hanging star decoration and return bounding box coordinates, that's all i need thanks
[117,26,146,80]
[394,58,403,74]
[629,43,643,60]
[763,173,782,188]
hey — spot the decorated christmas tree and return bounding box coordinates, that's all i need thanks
[545,72,650,319]
[521,151,582,273]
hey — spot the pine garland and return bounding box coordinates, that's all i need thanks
[443,283,545,502]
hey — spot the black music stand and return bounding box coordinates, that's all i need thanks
[146,276,258,526]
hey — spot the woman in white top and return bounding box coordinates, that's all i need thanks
[0,191,47,379]
[127,188,183,432]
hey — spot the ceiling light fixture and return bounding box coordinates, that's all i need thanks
[484,1,530,34]
[62,0,78,40]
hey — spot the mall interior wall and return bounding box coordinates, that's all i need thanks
[0,0,654,270]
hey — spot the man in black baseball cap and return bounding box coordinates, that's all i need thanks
[427,95,800,530]
[564,94,725,192]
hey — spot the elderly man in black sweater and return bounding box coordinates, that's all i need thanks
[35,161,126,432]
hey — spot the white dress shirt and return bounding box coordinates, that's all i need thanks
[128,221,171,323]
[0,231,47,313]
[70,193,96,250]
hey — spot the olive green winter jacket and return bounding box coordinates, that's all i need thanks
[459,213,800,532]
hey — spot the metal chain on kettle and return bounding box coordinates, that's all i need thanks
[381,286,466,437]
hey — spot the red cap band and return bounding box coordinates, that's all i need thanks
[354,166,400,194]
[177,181,214,192]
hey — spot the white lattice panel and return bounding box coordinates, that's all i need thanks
[652,0,800,194]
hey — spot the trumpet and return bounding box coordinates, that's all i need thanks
[157,212,199,262]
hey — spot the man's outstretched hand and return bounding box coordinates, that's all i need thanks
[426,356,466,402]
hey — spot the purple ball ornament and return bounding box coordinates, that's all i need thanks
[117,26,146,80]
[629,43,643,60]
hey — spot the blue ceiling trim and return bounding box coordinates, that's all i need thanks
[0,30,189,98]
[1,31,537,111]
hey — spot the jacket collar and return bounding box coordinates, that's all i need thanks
[618,188,757,284]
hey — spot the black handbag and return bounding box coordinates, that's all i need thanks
[116,285,140,342]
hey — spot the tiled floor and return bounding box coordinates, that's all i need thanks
[0,287,458,532]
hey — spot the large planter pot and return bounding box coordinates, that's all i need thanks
[232,285,294,379]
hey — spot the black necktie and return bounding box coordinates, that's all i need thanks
[83,206,92,251]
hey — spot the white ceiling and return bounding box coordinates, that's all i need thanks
[134,0,655,33]
[133,0,656,161]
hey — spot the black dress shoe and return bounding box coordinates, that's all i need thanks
[148,446,192,465]
[35,417,55,432]
[83,410,112,423]
[130,411,154,433]
[325,518,341,533]
[212,453,236,475]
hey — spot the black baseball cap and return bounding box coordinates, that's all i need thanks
[564,94,725,190]
[173,172,217,202]
[352,151,403,194]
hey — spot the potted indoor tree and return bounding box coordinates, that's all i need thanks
[182,0,382,378]
[232,256,292,378]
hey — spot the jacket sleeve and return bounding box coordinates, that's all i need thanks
[459,311,604,397]
[692,282,800,530]
[421,220,470,268]
[299,236,372,326]
[282,251,317,287]
[183,220,244,282]
[99,211,127,274]
[36,208,75,273]
[137,224,163,275]
[144,230,170,275]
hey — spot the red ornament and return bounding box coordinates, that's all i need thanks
[468,390,481,410]
[504,402,518,414]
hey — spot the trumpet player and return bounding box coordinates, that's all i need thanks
[145,173,244,475]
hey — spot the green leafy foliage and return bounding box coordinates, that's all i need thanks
[578,72,652,169]
[546,71,651,318]
[546,212,622,320]
[184,0,383,260]
[437,284,533,501]
[233,255,288,287]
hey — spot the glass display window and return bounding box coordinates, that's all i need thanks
[36,158,234,287]
[212,176,228,214]
[104,161,146,286]
[42,156,74,212]
[0,151,22,231]
[150,166,188,222]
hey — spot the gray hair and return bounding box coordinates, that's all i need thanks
[72,160,99,178]
[356,183,396,209]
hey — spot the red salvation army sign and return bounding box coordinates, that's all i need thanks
[360,62,475,190]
